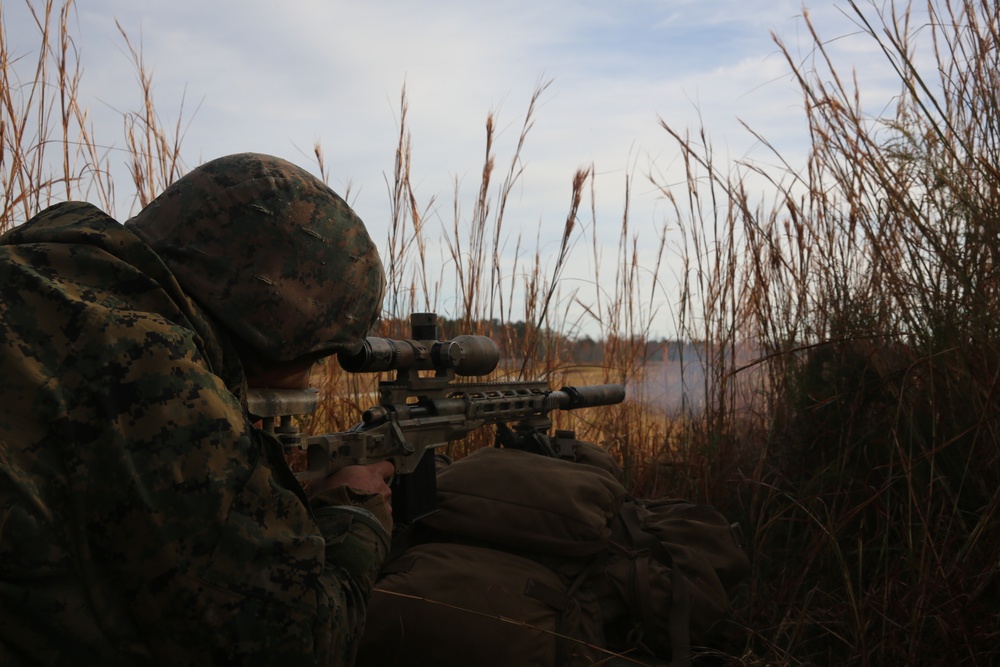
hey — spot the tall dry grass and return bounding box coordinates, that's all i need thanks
[5,0,1000,665]
[0,0,185,231]
[309,74,675,469]
[651,2,1000,664]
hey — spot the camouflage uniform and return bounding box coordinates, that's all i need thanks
[0,154,388,665]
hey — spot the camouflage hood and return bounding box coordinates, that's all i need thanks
[126,153,384,362]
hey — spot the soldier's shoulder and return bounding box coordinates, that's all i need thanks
[1,201,120,246]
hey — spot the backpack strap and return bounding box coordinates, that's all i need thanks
[618,502,692,667]
[523,577,569,610]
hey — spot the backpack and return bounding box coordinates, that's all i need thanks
[357,541,606,666]
[357,438,749,666]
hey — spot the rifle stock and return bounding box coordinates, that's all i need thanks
[248,313,625,523]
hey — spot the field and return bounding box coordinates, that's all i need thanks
[4,1,1000,664]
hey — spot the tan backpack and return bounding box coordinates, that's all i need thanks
[357,441,749,666]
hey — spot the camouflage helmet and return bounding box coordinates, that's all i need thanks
[126,152,384,362]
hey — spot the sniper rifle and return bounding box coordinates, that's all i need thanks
[247,312,625,524]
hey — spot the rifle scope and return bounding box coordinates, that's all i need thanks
[338,333,499,376]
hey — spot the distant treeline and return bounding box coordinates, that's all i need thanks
[559,336,694,364]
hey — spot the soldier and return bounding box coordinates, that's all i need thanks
[0,153,393,665]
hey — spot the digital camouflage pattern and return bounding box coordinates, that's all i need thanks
[126,152,385,361]
[0,188,389,664]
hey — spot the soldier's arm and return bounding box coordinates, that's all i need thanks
[91,346,391,665]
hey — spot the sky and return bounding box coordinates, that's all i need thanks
[3,0,910,338]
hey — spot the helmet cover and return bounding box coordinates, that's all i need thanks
[126,152,384,361]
